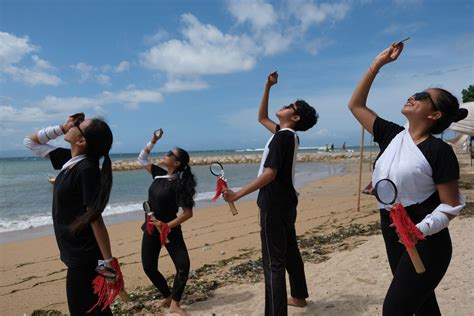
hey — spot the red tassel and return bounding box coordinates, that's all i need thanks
[146,214,154,235]
[390,203,425,250]
[160,223,169,247]
[212,177,228,202]
[87,258,125,313]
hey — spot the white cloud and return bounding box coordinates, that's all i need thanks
[71,61,130,84]
[0,32,36,65]
[115,61,130,73]
[0,88,164,123]
[305,37,335,55]
[96,74,111,85]
[287,0,350,31]
[140,3,353,92]
[144,30,169,45]
[381,22,424,35]
[2,65,62,86]
[393,0,423,6]
[31,55,55,71]
[161,78,209,93]
[140,13,258,76]
[0,32,62,86]
[0,105,61,122]
[71,62,94,82]
[260,30,294,56]
[227,0,277,30]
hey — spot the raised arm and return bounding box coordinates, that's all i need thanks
[348,43,404,134]
[258,71,279,134]
[24,115,78,157]
[137,129,163,174]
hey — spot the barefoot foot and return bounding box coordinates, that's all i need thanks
[288,296,307,307]
[155,296,172,308]
[169,300,188,315]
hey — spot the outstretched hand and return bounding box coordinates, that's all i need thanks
[62,112,85,133]
[266,71,278,87]
[372,42,404,71]
[152,128,163,143]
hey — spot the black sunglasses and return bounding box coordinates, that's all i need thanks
[73,119,87,139]
[410,92,439,111]
[283,103,298,113]
[165,150,181,161]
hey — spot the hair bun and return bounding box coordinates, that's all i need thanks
[452,108,468,122]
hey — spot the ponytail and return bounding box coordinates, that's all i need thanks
[430,88,469,134]
[174,148,197,208]
[69,118,113,234]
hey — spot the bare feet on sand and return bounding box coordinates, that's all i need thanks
[169,300,188,315]
[288,297,307,307]
[155,296,172,308]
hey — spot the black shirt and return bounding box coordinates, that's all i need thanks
[257,127,298,211]
[373,117,460,221]
[145,164,192,226]
[49,148,101,267]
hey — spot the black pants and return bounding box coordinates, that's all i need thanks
[260,208,308,316]
[380,210,452,316]
[141,226,190,302]
[66,262,113,316]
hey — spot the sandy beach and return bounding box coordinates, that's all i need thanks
[1,153,472,315]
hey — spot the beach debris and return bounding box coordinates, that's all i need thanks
[31,310,62,316]
[106,222,382,314]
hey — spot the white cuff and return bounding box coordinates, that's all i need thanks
[24,137,57,157]
[37,125,63,144]
[416,196,465,237]
[138,149,151,166]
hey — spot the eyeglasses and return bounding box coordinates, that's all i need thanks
[165,150,181,161]
[410,92,439,111]
[73,119,87,139]
[283,103,298,113]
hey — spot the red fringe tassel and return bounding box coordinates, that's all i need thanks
[390,203,425,250]
[212,177,228,202]
[146,214,154,235]
[87,258,125,313]
[160,223,169,247]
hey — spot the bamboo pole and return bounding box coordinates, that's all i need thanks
[357,126,365,212]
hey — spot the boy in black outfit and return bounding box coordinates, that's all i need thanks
[223,71,318,316]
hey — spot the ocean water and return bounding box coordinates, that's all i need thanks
[0,148,353,235]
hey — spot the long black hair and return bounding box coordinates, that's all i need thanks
[174,147,196,208]
[70,117,113,233]
[430,88,468,134]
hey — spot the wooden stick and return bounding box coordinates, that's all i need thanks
[228,201,238,216]
[222,184,238,215]
[407,247,426,274]
[357,126,365,212]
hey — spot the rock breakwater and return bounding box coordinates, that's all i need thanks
[112,152,377,172]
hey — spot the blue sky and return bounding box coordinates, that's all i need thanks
[0,0,472,156]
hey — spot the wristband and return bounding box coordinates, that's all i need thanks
[145,141,155,152]
[416,195,465,237]
[37,125,64,144]
[98,257,114,266]
[138,149,151,166]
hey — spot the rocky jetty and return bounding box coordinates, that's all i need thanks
[112,152,376,172]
